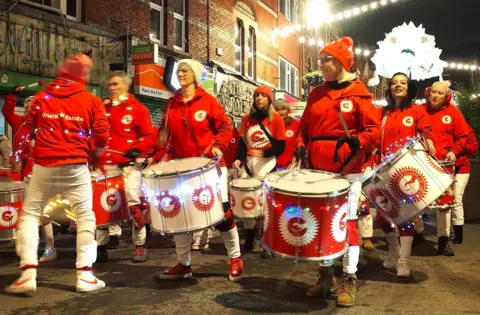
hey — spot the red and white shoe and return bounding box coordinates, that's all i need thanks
[158,263,193,280]
[228,257,244,282]
[4,268,37,294]
[76,270,106,293]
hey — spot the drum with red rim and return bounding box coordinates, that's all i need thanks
[262,169,350,261]
[0,182,25,242]
[428,160,455,210]
[142,157,225,234]
[229,178,263,218]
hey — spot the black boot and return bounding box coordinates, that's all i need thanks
[244,228,256,252]
[97,245,109,263]
[422,213,429,222]
[437,236,455,256]
[453,225,463,244]
[107,235,120,249]
[412,231,425,247]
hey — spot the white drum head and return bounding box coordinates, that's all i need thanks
[143,157,212,177]
[264,170,350,197]
[230,178,262,190]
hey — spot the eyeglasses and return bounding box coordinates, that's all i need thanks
[319,56,334,64]
[176,69,192,75]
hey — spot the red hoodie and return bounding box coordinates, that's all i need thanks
[150,126,167,162]
[224,128,240,168]
[26,78,110,167]
[297,81,380,173]
[426,103,469,161]
[2,94,33,177]
[161,86,231,165]
[276,117,299,168]
[99,94,154,165]
[456,125,478,174]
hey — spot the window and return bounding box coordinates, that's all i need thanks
[279,0,297,23]
[279,57,299,97]
[22,0,82,20]
[235,19,245,74]
[246,27,256,79]
[150,0,164,43]
[173,0,186,51]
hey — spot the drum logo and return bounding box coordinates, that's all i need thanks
[340,100,353,113]
[194,110,207,122]
[100,188,122,212]
[424,152,445,173]
[121,114,133,125]
[230,137,236,144]
[247,125,272,150]
[402,116,414,127]
[368,188,401,220]
[192,184,216,212]
[390,167,428,203]
[330,204,348,243]
[242,197,256,211]
[280,206,318,247]
[285,130,294,138]
[442,115,452,124]
[0,206,19,228]
[156,191,181,219]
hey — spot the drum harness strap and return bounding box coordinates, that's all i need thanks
[310,135,358,174]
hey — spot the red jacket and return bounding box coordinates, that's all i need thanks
[426,103,470,161]
[99,94,154,165]
[239,112,286,152]
[161,87,231,165]
[2,94,33,177]
[224,128,240,168]
[297,81,380,173]
[456,125,478,174]
[26,78,110,167]
[151,127,167,162]
[276,118,299,168]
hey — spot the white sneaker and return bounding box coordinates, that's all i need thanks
[4,268,37,294]
[39,248,57,263]
[397,260,411,278]
[76,270,106,293]
[383,253,398,270]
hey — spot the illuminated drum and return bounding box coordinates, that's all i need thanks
[262,169,350,261]
[142,157,224,234]
[428,160,456,211]
[0,182,25,242]
[229,178,263,218]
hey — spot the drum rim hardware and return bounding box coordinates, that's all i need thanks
[229,178,263,191]
[261,239,347,261]
[142,157,215,179]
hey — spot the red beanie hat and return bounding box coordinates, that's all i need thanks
[58,53,93,83]
[320,37,355,71]
[254,85,273,104]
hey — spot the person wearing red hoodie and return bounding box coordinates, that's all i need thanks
[2,87,58,263]
[95,71,154,263]
[5,54,109,294]
[156,59,243,282]
[297,38,380,307]
[273,98,299,170]
[425,81,470,256]
[373,73,434,278]
[452,125,478,244]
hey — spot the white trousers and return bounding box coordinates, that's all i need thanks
[16,164,97,269]
[453,173,470,226]
[109,223,122,236]
[436,209,451,237]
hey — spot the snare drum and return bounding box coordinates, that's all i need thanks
[363,138,454,227]
[262,169,350,261]
[229,178,263,218]
[42,195,74,226]
[429,160,456,210]
[0,182,25,242]
[142,157,224,234]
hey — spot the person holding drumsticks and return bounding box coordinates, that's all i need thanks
[2,85,58,263]
[374,72,435,278]
[296,37,380,307]
[425,81,470,255]
[232,86,286,256]
[274,98,299,171]
[156,59,244,282]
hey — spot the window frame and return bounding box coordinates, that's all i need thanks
[21,0,82,21]
[246,26,256,79]
[279,57,299,97]
[278,0,297,23]
[173,0,186,52]
[234,19,245,75]
[149,0,165,44]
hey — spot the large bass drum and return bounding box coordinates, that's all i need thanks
[0,182,25,242]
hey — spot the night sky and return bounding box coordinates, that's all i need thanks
[329,0,480,90]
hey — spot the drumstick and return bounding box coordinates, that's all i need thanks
[337,110,351,137]
[22,80,45,89]
[105,148,126,155]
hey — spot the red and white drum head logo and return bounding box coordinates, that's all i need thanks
[121,114,133,125]
[402,116,414,127]
[100,188,122,212]
[390,167,428,202]
[192,184,215,211]
[285,130,295,138]
[241,197,256,211]
[280,206,318,247]
[442,115,452,124]
[194,110,207,122]
[247,125,272,150]
[156,191,181,219]
[330,204,348,243]
[0,206,18,228]
[368,188,401,219]
[340,100,353,113]
[424,152,445,173]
